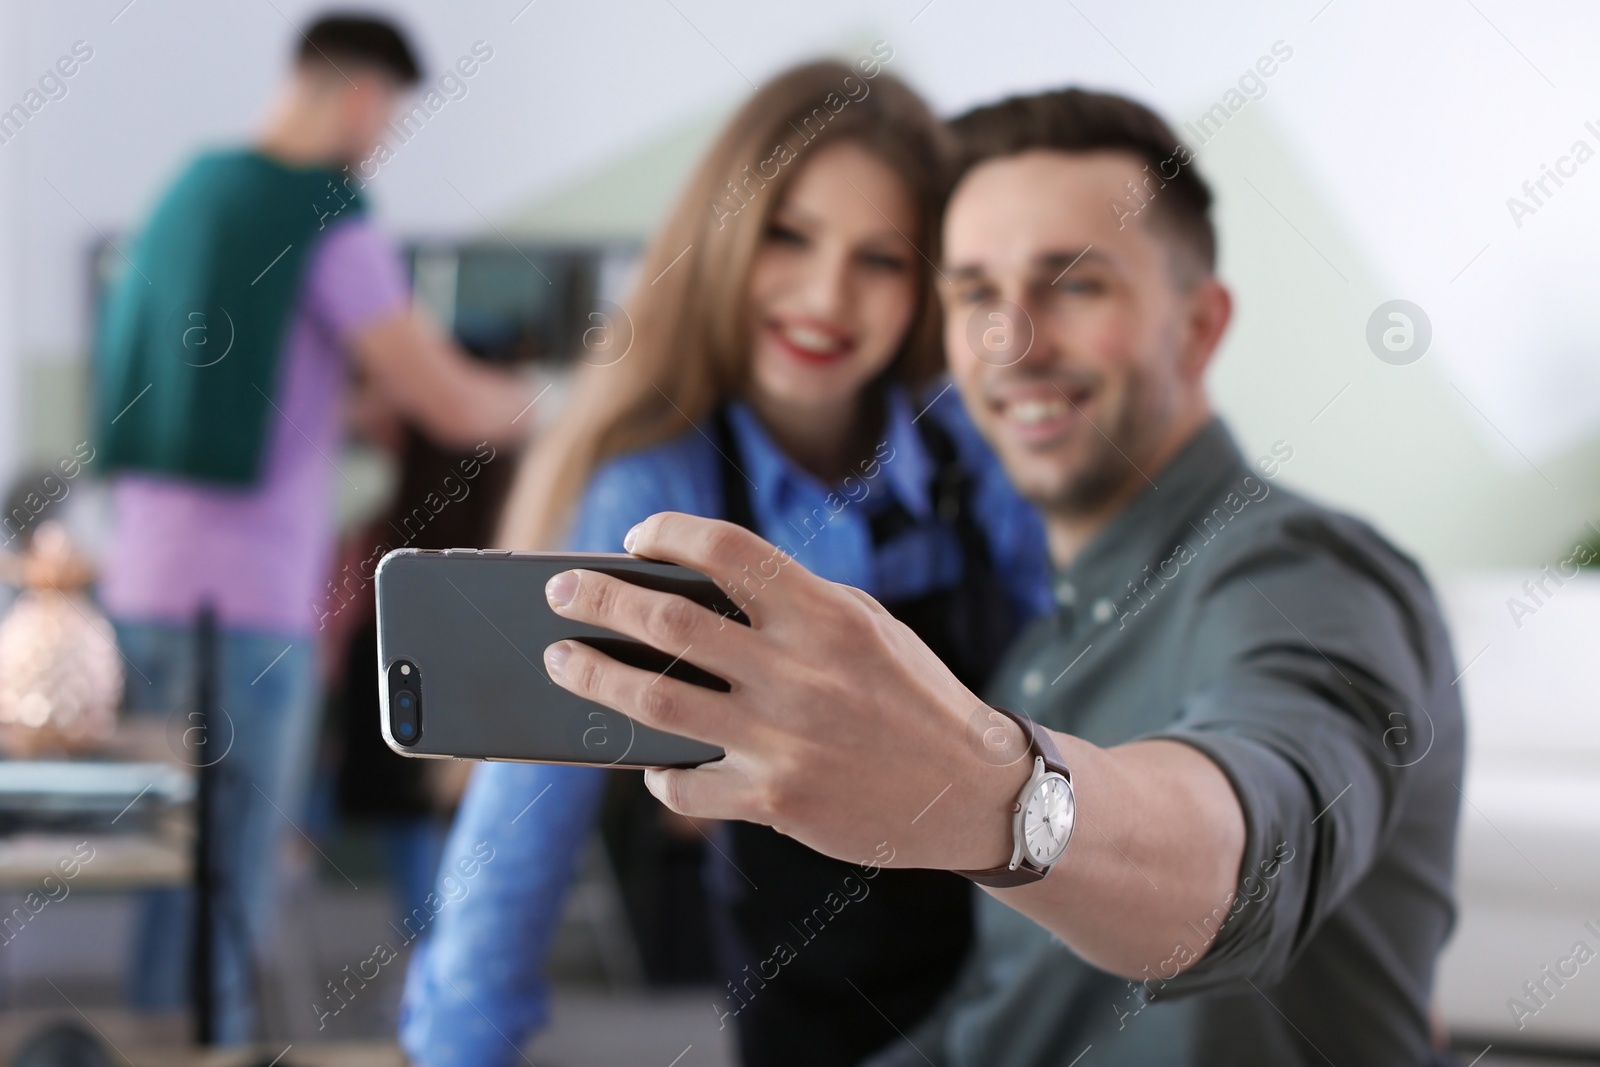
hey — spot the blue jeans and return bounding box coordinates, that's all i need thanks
[399,760,606,1067]
[115,619,318,1045]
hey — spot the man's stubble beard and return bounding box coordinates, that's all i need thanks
[1017,364,1172,520]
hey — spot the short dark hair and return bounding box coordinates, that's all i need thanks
[949,88,1216,274]
[297,13,422,86]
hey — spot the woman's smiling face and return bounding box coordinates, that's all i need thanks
[745,140,921,414]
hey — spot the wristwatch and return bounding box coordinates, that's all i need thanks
[956,706,1075,888]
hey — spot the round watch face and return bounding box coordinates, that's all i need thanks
[1022,772,1074,867]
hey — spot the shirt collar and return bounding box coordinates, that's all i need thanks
[1064,417,1248,588]
[722,385,934,519]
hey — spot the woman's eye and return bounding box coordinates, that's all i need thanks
[766,223,806,246]
[859,251,908,273]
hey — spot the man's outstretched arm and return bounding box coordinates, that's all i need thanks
[350,305,545,450]
[538,511,1247,978]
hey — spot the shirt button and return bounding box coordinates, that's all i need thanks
[1053,580,1077,607]
[1020,669,1045,696]
[1091,597,1116,625]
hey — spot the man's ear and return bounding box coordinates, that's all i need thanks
[1181,277,1232,383]
[344,75,380,115]
[342,73,394,123]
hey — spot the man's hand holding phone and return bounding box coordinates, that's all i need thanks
[539,511,1030,874]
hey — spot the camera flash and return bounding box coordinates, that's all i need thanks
[400,664,411,675]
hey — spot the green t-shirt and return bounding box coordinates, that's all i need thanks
[94,148,365,485]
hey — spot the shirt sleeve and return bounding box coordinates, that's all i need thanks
[398,762,607,1067]
[1143,513,1435,995]
[564,447,703,551]
[302,216,410,341]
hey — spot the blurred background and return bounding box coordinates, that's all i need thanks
[0,0,1597,1064]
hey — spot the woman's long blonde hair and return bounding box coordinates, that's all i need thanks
[499,59,950,550]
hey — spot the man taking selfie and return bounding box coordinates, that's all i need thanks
[536,87,1464,1066]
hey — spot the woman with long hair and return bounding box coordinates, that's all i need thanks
[400,58,1051,1067]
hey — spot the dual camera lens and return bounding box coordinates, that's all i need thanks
[388,660,422,746]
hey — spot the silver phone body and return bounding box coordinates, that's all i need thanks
[374,548,735,769]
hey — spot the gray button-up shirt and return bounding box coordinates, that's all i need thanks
[874,418,1465,1067]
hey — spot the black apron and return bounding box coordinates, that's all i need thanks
[706,406,1020,1066]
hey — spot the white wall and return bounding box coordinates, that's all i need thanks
[2,0,1598,575]
[0,0,22,488]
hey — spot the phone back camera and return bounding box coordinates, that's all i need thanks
[388,660,422,746]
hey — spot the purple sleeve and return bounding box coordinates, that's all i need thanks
[302,216,410,339]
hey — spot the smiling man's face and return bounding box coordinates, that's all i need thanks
[941,149,1226,529]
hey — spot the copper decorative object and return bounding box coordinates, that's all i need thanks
[0,522,123,757]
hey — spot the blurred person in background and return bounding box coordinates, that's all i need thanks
[399,59,1053,1067]
[92,13,541,1043]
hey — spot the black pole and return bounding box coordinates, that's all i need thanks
[192,602,217,1046]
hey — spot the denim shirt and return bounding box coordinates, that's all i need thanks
[398,383,1050,1067]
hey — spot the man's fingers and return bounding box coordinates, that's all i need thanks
[625,512,803,622]
[643,764,751,822]
[543,638,743,750]
[547,568,754,680]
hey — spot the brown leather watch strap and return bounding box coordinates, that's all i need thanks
[960,855,1050,888]
[1017,711,1069,778]
[956,706,1071,888]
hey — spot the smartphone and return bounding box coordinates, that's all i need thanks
[374,548,743,769]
